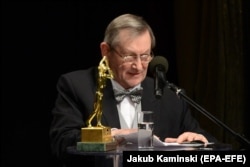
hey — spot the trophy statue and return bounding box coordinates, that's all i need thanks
[77,56,117,151]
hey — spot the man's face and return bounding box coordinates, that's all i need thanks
[108,30,152,89]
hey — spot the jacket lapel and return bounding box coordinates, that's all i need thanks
[141,78,158,111]
[102,80,121,128]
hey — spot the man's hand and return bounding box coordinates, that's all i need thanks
[164,132,208,143]
[111,128,137,136]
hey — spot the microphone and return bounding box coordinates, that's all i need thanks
[149,56,169,98]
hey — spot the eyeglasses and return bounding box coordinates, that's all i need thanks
[111,47,154,64]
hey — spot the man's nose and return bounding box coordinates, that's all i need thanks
[132,57,143,69]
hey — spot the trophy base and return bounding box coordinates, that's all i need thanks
[76,141,117,152]
[81,126,113,142]
[80,126,116,151]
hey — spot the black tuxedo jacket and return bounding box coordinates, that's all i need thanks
[50,67,216,159]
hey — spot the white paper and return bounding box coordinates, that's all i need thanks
[114,132,213,147]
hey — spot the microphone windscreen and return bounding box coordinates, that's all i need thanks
[149,56,169,75]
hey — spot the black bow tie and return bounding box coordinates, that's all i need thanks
[114,87,143,104]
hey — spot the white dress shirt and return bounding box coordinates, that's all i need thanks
[111,79,141,129]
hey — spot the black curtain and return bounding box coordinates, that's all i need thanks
[174,0,248,149]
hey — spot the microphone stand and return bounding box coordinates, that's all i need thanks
[159,73,250,150]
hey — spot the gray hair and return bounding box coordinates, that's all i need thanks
[103,14,156,49]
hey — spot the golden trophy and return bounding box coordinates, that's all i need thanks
[77,56,117,151]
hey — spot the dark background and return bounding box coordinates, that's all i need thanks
[1,0,249,166]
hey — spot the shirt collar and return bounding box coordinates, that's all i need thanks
[111,79,141,92]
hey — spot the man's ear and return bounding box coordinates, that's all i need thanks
[100,42,110,58]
